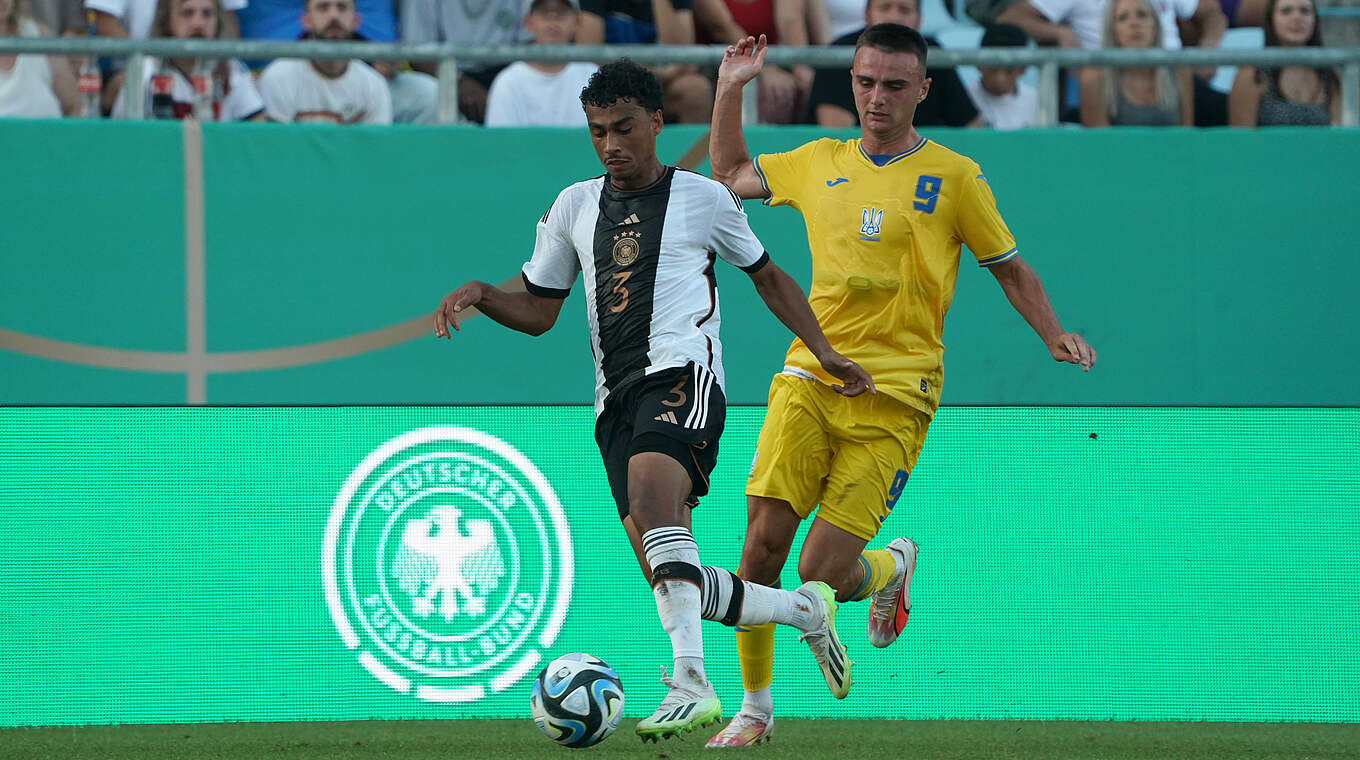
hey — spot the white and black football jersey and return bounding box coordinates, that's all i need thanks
[522,167,771,416]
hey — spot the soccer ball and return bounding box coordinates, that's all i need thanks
[529,652,625,748]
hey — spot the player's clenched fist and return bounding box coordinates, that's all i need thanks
[432,281,487,338]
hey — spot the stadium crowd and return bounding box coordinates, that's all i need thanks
[0,0,1348,125]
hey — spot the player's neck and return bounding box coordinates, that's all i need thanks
[859,125,922,157]
[610,160,666,192]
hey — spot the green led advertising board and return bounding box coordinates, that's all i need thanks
[0,406,1355,726]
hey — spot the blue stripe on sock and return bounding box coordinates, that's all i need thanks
[848,555,872,601]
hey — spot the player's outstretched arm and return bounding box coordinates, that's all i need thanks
[988,256,1097,371]
[710,35,772,200]
[433,280,565,338]
[747,260,875,396]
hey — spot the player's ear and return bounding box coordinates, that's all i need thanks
[918,76,932,104]
[650,108,663,133]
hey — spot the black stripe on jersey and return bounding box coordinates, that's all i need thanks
[522,271,570,299]
[739,251,770,274]
[540,201,554,224]
[723,183,743,210]
[694,251,718,368]
[594,168,674,392]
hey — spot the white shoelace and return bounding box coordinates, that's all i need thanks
[653,666,709,709]
[870,576,902,623]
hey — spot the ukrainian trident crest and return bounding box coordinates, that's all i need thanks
[860,207,884,241]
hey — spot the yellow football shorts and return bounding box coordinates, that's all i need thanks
[746,373,931,540]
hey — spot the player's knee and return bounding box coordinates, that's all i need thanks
[796,553,858,596]
[737,533,789,584]
[626,495,678,534]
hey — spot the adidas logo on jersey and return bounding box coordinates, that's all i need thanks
[618,213,641,226]
[653,411,679,424]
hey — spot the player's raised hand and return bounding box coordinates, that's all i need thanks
[432,282,486,338]
[717,34,769,88]
[1047,332,1097,371]
[820,352,876,397]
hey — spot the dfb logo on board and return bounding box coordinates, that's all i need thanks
[323,426,572,703]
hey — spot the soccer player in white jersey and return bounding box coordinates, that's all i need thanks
[432,60,875,742]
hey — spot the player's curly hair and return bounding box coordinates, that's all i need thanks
[579,59,664,113]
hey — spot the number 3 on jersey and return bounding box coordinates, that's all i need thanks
[609,270,632,313]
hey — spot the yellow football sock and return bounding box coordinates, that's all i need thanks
[735,622,775,692]
[848,549,898,601]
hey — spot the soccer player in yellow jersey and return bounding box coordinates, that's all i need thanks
[704,25,1098,746]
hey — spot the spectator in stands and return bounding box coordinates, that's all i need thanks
[823,0,864,37]
[964,23,1040,128]
[1228,0,1337,125]
[991,0,1224,51]
[257,0,392,122]
[401,0,526,123]
[369,60,437,124]
[111,0,266,118]
[694,0,830,123]
[991,0,1223,123]
[236,0,390,40]
[576,0,713,122]
[88,0,246,112]
[0,0,77,117]
[485,0,598,127]
[980,0,1092,46]
[810,0,980,127]
[29,0,83,34]
[1078,0,1191,124]
[88,0,244,38]
[234,0,431,123]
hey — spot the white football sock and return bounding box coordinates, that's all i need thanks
[741,685,774,717]
[700,567,819,631]
[642,526,706,684]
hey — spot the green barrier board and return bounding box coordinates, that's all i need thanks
[1,406,1354,725]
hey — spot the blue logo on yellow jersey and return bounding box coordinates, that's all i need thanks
[826,177,849,187]
[859,207,884,241]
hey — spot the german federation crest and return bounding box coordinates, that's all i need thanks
[324,426,572,703]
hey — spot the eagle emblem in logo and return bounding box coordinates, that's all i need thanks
[612,231,641,267]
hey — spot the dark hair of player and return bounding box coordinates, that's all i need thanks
[856,23,930,68]
[579,59,664,113]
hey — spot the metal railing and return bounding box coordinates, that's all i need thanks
[2,36,1358,126]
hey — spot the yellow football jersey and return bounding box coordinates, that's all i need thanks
[753,136,1017,417]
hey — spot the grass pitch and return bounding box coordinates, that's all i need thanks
[2,719,1356,760]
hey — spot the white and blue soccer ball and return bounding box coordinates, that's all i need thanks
[529,652,625,748]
